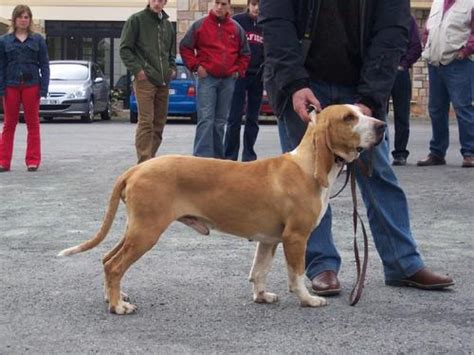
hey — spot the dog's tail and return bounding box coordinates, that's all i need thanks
[57,172,128,257]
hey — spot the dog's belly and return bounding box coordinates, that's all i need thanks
[215,222,283,243]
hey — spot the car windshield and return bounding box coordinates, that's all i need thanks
[50,64,89,81]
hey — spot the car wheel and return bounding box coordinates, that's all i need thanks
[101,99,111,121]
[81,99,95,123]
[130,110,138,124]
[42,116,54,122]
[190,112,198,124]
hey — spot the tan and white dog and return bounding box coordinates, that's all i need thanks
[58,104,386,315]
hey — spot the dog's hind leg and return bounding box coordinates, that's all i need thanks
[104,218,171,315]
[103,234,129,303]
[249,242,279,304]
[103,234,126,265]
[282,229,327,307]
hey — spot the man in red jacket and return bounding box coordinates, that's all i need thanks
[180,0,250,158]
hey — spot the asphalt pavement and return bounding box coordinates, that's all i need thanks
[0,115,472,354]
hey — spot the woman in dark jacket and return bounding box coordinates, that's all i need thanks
[0,4,50,172]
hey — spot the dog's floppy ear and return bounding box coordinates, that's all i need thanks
[313,126,333,188]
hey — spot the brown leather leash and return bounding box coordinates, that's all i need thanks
[348,161,370,306]
[330,154,372,306]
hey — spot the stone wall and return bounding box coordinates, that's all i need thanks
[177,0,211,48]
[411,9,431,117]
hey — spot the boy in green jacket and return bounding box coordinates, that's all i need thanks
[120,0,176,164]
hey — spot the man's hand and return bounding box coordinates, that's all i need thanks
[170,69,177,80]
[135,70,147,81]
[354,103,373,117]
[197,65,208,78]
[292,88,322,122]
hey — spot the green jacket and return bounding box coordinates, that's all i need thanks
[120,6,176,87]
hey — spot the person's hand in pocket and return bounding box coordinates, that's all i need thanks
[197,66,208,78]
[170,69,177,80]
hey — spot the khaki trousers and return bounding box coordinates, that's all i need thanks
[133,78,169,164]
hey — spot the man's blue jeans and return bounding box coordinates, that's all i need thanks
[224,74,263,161]
[390,69,412,160]
[194,75,236,158]
[428,59,474,158]
[278,80,424,281]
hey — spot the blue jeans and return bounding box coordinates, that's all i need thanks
[390,69,412,159]
[278,80,424,281]
[428,59,474,158]
[224,74,263,161]
[194,75,236,158]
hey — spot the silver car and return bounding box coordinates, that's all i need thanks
[41,60,111,122]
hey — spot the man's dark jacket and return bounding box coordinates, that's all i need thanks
[259,0,411,118]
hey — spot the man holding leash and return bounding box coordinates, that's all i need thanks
[260,0,454,295]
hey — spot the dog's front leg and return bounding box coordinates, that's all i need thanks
[248,242,279,304]
[282,232,327,307]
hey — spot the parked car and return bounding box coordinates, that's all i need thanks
[130,57,197,123]
[40,60,111,123]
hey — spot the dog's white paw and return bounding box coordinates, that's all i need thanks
[300,295,327,307]
[109,301,137,315]
[254,291,279,304]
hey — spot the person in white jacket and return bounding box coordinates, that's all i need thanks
[417,0,474,168]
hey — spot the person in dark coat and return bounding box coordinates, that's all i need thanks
[260,0,454,296]
[390,15,422,166]
[224,0,264,162]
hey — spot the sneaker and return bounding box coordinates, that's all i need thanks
[27,165,38,172]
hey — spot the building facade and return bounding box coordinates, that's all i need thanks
[1,0,436,116]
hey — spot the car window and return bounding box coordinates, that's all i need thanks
[176,64,193,80]
[50,64,89,81]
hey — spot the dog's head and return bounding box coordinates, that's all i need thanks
[311,104,386,187]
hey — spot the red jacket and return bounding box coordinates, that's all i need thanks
[180,11,251,78]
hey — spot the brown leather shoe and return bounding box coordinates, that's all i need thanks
[385,267,454,290]
[417,154,446,166]
[462,156,474,168]
[311,271,341,296]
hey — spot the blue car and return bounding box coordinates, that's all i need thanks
[130,58,197,123]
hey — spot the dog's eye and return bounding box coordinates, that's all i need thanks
[356,147,364,153]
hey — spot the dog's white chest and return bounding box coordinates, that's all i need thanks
[314,164,342,228]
